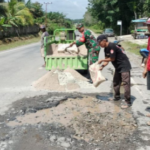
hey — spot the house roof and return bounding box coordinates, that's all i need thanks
[131,19,147,23]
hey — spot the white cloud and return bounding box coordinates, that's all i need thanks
[28,0,88,19]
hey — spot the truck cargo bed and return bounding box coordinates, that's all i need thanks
[45,44,88,70]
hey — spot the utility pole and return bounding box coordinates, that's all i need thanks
[44,2,52,27]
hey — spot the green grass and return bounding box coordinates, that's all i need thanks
[86,26,102,34]
[121,41,147,56]
[0,36,41,51]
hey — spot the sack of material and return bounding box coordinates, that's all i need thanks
[89,62,106,87]
[57,44,70,53]
[67,45,79,53]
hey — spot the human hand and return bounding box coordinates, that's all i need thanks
[98,60,103,64]
[69,43,74,47]
[100,67,103,70]
[143,70,147,78]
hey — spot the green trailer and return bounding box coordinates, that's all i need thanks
[44,29,88,70]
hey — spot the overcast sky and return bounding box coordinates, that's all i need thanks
[31,0,88,19]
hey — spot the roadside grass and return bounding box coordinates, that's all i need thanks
[86,26,102,34]
[0,36,40,51]
[121,41,147,56]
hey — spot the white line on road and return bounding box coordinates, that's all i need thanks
[0,42,40,55]
[131,77,143,96]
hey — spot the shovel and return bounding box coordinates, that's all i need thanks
[64,46,74,54]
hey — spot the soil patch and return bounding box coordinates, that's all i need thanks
[8,96,137,143]
[33,69,94,92]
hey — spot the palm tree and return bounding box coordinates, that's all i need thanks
[0,17,12,31]
[26,1,43,19]
[0,3,7,17]
[6,0,34,27]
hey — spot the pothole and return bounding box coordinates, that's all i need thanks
[7,96,137,144]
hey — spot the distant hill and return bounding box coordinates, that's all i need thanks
[72,19,84,24]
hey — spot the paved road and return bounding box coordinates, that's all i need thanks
[0,43,48,114]
[0,36,150,149]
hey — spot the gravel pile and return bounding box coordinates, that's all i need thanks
[33,69,93,92]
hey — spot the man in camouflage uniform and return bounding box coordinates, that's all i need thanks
[69,23,100,65]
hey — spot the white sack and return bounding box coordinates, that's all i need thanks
[57,44,70,53]
[67,45,79,53]
[89,62,106,87]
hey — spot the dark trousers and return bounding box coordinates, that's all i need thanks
[140,51,149,64]
[113,71,131,103]
[147,71,150,90]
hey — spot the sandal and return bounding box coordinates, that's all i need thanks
[121,100,131,109]
[147,121,150,126]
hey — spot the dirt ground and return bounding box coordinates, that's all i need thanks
[0,92,145,150]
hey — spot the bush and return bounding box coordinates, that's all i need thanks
[130,30,135,34]
[47,23,67,35]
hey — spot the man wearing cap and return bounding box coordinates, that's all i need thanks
[143,18,150,125]
[69,23,100,65]
[40,25,49,67]
[97,35,132,109]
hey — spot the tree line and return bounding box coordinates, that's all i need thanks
[0,0,73,35]
[84,0,150,34]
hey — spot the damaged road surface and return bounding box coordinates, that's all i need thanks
[1,37,150,150]
[0,93,139,150]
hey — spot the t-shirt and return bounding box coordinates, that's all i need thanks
[76,30,100,51]
[147,37,150,71]
[104,43,131,73]
[41,31,49,48]
[140,48,149,53]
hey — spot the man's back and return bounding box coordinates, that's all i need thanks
[41,31,49,48]
[104,42,131,73]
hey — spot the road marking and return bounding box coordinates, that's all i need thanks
[38,67,44,70]
[131,77,143,96]
[0,42,40,55]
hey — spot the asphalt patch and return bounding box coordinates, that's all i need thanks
[0,93,148,150]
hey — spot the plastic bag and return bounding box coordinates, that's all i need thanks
[89,62,106,87]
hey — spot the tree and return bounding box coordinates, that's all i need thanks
[0,17,12,31]
[143,0,150,17]
[6,0,34,27]
[0,3,7,17]
[26,1,44,19]
[84,11,97,26]
[88,0,137,34]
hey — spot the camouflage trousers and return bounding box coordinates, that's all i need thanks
[113,71,131,103]
[88,46,100,65]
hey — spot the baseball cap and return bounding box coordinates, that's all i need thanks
[76,23,84,29]
[40,25,46,29]
[146,18,150,24]
[97,35,108,43]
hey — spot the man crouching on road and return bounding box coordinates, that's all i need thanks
[40,25,49,67]
[97,35,132,109]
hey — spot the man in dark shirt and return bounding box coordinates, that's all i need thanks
[97,35,132,109]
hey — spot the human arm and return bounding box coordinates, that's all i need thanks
[69,41,76,47]
[98,57,115,64]
[69,32,86,48]
[100,61,109,70]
